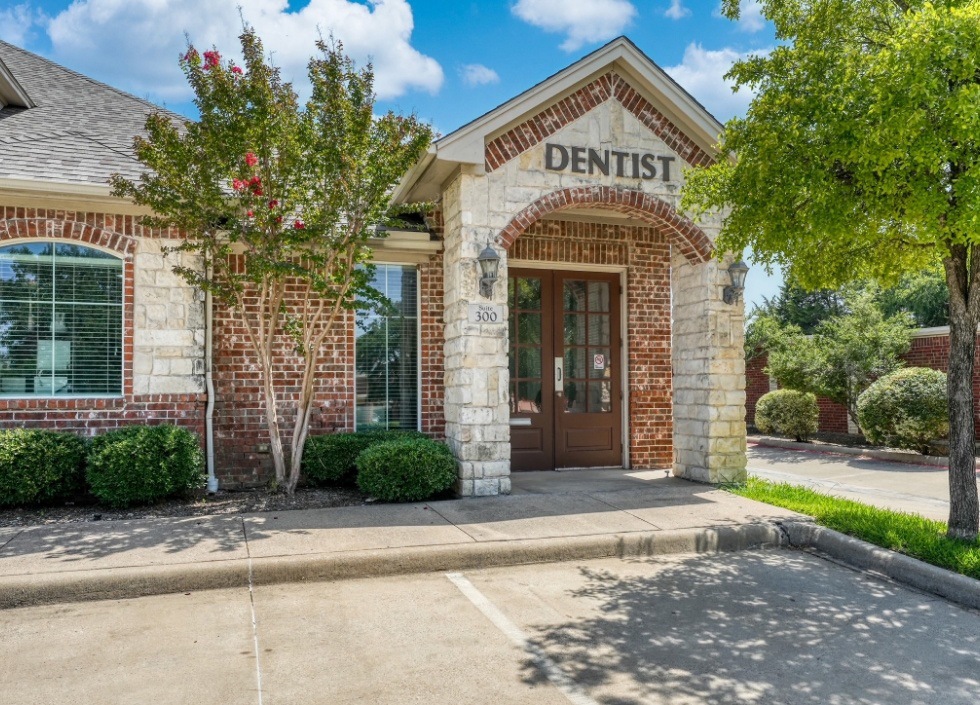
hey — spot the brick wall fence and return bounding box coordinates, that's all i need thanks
[746,329,980,435]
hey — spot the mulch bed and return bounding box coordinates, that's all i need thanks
[0,485,366,529]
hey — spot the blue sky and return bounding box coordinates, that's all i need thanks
[0,0,782,308]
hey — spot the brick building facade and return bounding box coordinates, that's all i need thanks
[1,38,749,495]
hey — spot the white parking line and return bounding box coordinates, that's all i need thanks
[446,572,600,705]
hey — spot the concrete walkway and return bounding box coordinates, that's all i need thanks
[747,443,964,521]
[0,470,800,609]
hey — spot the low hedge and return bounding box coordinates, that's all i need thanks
[858,367,948,454]
[356,437,456,502]
[755,389,819,442]
[302,430,428,486]
[86,425,205,508]
[0,429,87,507]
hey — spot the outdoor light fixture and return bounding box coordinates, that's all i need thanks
[723,260,750,305]
[477,242,501,298]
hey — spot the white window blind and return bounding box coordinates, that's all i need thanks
[355,264,418,431]
[0,243,123,397]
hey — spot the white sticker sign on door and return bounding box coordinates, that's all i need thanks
[593,353,605,370]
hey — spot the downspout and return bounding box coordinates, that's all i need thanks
[205,273,218,493]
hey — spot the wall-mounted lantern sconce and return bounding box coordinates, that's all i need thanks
[723,260,750,305]
[477,243,501,299]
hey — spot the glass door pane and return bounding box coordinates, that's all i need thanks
[509,276,544,413]
[561,280,612,414]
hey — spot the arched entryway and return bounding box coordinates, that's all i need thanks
[499,187,715,473]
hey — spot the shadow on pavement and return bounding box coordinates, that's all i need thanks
[517,550,980,704]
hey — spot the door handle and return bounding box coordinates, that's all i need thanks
[555,357,563,395]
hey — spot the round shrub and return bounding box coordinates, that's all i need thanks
[0,429,87,507]
[86,425,205,508]
[858,367,948,454]
[356,438,456,502]
[302,430,427,486]
[755,389,819,442]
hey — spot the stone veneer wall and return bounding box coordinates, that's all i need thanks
[512,219,673,467]
[670,251,747,483]
[0,208,205,438]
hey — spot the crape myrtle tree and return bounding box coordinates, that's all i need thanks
[682,0,980,539]
[112,28,432,493]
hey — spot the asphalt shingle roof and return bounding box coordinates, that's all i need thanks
[0,40,185,187]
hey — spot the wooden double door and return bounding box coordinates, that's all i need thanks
[508,268,623,471]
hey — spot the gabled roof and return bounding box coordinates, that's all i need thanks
[0,40,184,191]
[0,54,34,110]
[393,37,725,204]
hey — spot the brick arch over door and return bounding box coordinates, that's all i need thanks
[497,186,713,263]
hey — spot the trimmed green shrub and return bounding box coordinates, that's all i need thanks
[0,429,87,507]
[755,389,819,442]
[86,425,205,508]
[858,367,948,454]
[356,437,456,502]
[302,430,427,486]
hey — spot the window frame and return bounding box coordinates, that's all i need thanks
[0,239,126,400]
[353,262,422,433]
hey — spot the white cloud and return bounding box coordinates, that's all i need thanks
[735,0,766,32]
[663,43,770,122]
[511,0,636,52]
[664,0,690,20]
[459,64,499,87]
[34,0,442,103]
[0,2,47,46]
[714,1,766,33]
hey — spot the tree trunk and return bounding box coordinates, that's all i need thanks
[946,309,979,539]
[944,244,980,540]
[261,362,287,487]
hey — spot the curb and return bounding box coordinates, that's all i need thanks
[749,436,972,468]
[0,523,785,610]
[782,521,980,611]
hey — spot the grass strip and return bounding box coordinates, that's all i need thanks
[728,477,980,580]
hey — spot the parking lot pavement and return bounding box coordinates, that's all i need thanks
[747,444,958,521]
[4,549,980,705]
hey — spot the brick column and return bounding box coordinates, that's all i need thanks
[671,252,747,482]
[441,175,512,496]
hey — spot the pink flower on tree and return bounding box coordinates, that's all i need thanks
[232,179,246,191]
[182,49,200,65]
[203,51,221,70]
[249,176,263,196]
[231,66,243,75]
[244,153,258,167]
[293,220,305,230]
[246,210,254,218]
[268,199,279,209]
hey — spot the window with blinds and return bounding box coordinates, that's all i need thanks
[355,264,418,431]
[0,243,123,397]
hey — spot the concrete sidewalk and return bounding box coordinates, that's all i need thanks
[746,443,960,521]
[0,470,800,609]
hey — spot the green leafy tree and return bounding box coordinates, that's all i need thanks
[878,265,949,327]
[683,0,980,539]
[759,289,913,426]
[112,28,431,493]
[755,282,845,334]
